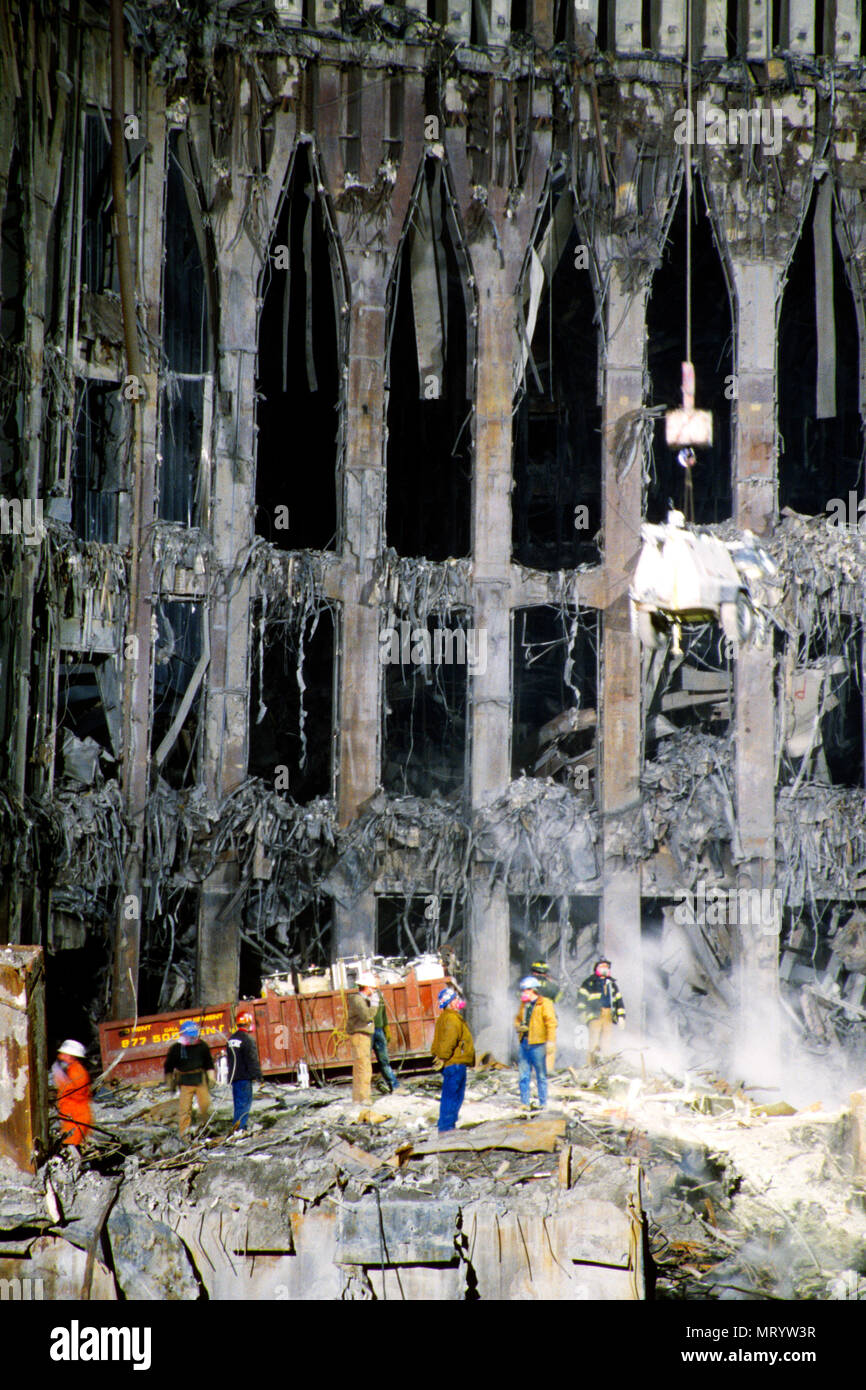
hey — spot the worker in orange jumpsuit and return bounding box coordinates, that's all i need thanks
[51,1040,93,1148]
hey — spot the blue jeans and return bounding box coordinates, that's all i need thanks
[438,1063,467,1132]
[519,1040,547,1107]
[232,1079,253,1129]
[372,1028,399,1091]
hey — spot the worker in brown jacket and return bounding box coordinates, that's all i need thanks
[514,976,557,1110]
[346,973,379,1103]
[431,986,475,1132]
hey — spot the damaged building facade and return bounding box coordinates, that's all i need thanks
[2,0,866,1080]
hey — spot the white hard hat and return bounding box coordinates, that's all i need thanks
[356,972,378,988]
[519,976,539,991]
[59,1039,86,1059]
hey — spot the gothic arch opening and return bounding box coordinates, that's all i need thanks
[385,156,474,560]
[778,182,862,516]
[256,143,344,551]
[513,187,601,570]
[647,178,734,525]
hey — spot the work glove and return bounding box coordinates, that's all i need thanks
[431,1057,444,1071]
[545,1043,556,1072]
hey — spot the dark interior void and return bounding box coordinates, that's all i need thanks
[778,189,862,515]
[377,894,463,957]
[139,888,198,1015]
[777,621,864,788]
[71,381,122,542]
[385,161,472,560]
[256,145,341,551]
[644,623,732,762]
[159,130,210,525]
[0,148,24,492]
[513,224,601,571]
[647,182,733,525]
[382,613,469,798]
[510,895,601,979]
[511,606,598,787]
[56,656,117,772]
[81,111,117,295]
[44,928,112,1055]
[248,606,334,802]
[151,600,202,789]
[239,895,332,996]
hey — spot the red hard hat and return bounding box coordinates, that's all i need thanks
[236,1012,254,1031]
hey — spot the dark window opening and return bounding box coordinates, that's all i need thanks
[778,187,862,515]
[772,0,782,49]
[814,0,825,52]
[513,205,601,570]
[386,159,472,561]
[778,620,864,789]
[81,111,117,295]
[151,600,203,789]
[56,656,120,784]
[554,0,572,44]
[248,604,335,802]
[382,611,470,798]
[377,894,463,957]
[139,887,198,1015]
[641,0,652,48]
[511,605,598,790]
[647,181,733,525]
[256,145,341,551]
[159,130,211,525]
[512,0,528,31]
[71,381,123,543]
[240,895,332,997]
[596,0,609,49]
[725,0,740,55]
[644,623,733,763]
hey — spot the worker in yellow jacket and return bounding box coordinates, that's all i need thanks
[514,976,557,1110]
[431,986,475,1132]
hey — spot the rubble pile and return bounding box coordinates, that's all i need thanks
[609,732,736,871]
[3,1055,866,1301]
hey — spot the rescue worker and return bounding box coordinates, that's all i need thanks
[51,1040,92,1149]
[514,977,557,1110]
[372,989,400,1094]
[577,958,626,1064]
[346,973,379,1104]
[530,961,561,1072]
[226,1011,262,1133]
[430,986,474,1133]
[164,1020,216,1136]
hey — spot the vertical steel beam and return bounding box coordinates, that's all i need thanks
[599,264,646,1026]
[0,946,47,1174]
[730,257,782,1075]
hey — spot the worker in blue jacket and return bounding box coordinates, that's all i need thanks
[226,1011,262,1134]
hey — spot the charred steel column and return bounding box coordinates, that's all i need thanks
[333,273,388,957]
[730,257,782,1075]
[598,262,646,1027]
[319,68,425,958]
[112,54,162,1017]
[193,106,300,1007]
[449,92,550,1060]
[466,231,515,1059]
[0,946,47,1173]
